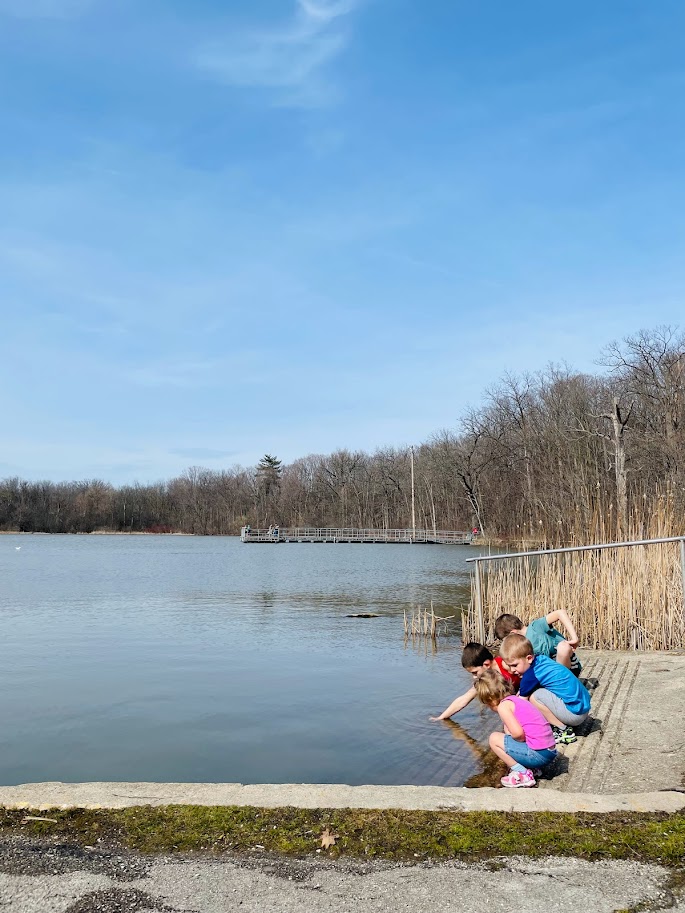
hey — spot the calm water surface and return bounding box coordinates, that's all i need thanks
[0,535,501,786]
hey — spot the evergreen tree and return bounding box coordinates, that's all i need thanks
[256,454,282,499]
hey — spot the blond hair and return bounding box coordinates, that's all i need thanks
[474,669,515,708]
[499,633,534,662]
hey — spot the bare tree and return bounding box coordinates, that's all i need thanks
[601,326,685,476]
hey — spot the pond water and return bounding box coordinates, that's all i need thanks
[0,534,502,787]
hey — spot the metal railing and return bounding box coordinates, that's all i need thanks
[465,535,685,645]
[241,526,474,544]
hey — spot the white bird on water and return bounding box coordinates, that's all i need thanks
[15,546,21,550]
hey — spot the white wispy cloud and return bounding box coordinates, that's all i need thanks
[0,0,94,18]
[194,0,360,107]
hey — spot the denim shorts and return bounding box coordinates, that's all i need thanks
[503,735,557,769]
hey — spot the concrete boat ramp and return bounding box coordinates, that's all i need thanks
[539,649,685,796]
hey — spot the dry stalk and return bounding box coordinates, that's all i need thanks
[465,506,685,651]
[404,604,456,641]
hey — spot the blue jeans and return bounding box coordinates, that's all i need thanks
[503,735,557,769]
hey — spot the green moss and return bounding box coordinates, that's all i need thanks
[2,807,684,865]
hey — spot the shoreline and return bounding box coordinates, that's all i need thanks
[0,530,200,536]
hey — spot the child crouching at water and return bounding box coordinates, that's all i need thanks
[474,670,557,788]
[429,643,521,721]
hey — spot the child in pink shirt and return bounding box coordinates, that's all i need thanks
[474,669,557,788]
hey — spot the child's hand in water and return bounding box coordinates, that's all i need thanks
[428,715,444,722]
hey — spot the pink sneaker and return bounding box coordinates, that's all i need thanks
[501,769,536,788]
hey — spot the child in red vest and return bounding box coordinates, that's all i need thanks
[429,642,521,721]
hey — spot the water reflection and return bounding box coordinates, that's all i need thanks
[404,636,440,658]
[440,720,507,788]
[257,591,277,610]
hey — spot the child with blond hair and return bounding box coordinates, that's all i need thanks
[474,669,557,788]
[499,633,591,745]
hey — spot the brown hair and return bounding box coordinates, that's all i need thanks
[494,613,524,639]
[474,669,515,708]
[461,642,493,669]
[499,633,534,662]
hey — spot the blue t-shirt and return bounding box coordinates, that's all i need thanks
[519,655,591,715]
[526,617,565,657]
[526,616,582,674]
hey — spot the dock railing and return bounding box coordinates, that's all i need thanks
[241,527,474,544]
[464,536,685,650]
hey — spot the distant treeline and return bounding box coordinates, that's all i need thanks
[2,326,684,542]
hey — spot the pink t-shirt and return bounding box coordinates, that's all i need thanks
[502,695,556,750]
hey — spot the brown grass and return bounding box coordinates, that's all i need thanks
[463,502,685,651]
[404,602,455,639]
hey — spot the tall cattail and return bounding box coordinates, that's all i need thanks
[464,504,685,650]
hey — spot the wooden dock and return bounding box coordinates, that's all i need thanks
[240,527,474,545]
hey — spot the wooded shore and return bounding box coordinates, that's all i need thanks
[2,326,684,547]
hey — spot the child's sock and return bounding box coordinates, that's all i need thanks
[511,763,527,774]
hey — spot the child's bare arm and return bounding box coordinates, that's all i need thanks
[429,687,477,720]
[497,701,525,741]
[545,608,579,647]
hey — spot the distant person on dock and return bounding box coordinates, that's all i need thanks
[494,609,582,675]
[429,643,521,721]
[267,524,274,537]
[474,668,557,788]
[499,634,590,746]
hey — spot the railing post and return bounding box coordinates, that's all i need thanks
[680,538,685,621]
[474,559,484,643]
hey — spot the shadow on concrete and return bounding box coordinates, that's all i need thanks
[539,754,570,780]
[577,716,602,737]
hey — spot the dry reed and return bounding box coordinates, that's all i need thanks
[404,601,455,640]
[463,503,685,651]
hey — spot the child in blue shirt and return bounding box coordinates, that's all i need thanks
[495,610,582,675]
[499,633,591,745]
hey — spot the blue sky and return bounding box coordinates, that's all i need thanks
[1,0,684,483]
